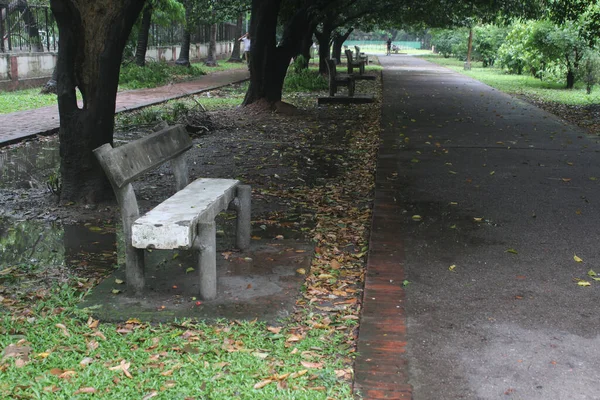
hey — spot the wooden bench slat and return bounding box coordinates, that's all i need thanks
[131,178,239,249]
[94,125,192,188]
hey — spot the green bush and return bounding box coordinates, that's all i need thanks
[284,68,328,92]
[473,25,507,67]
[431,29,465,58]
[119,62,205,90]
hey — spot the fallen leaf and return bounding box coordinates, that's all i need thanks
[296,268,306,275]
[562,178,572,182]
[74,387,96,394]
[587,270,597,277]
[506,248,518,254]
[267,326,282,334]
[574,254,583,263]
[411,215,422,221]
[577,281,591,287]
[448,265,456,272]
[301,361,323,369]
[55,323,70,337]
[254,379,273,389]
[115,279,124,284]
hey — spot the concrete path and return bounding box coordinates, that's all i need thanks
[0,68,249,146]
[355,55,600,399]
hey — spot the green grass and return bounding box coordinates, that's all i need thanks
[421,54,600,106]
[0,284,354,399]
[0,88,59,114]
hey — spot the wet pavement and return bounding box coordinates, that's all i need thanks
[356,55,600,399]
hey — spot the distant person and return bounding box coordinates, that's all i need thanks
[386,38,392,56]
[239,33,251,68]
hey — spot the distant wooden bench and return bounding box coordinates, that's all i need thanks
[325,58,355,97]
[94,124,251,300]
[354,46,369,65]
[345,49,365,75]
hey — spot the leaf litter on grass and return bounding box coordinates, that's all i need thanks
[0,77,382,399]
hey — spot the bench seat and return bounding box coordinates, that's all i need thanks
[132,178,240,249]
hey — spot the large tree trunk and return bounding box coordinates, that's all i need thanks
[242,0,313,107]
[176,1,191,66]
[332,29,352,65]
[315,14,334,74]
[566,69,575,89]
[50,0,145,204]
[204,22,217,66]
[40,65,58,94]
[228,12,243,62]
[134,2,152,67]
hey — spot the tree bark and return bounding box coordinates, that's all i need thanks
[566,69,575,89]
[242,0,314,107]
[315,17,333,74]
[332,29,352,66]
[50,0,146,204]
[134,2,153,67]
[40,65,58,94]
[228,12,243,62]
[176,2,191,66]
[204,22,217,66]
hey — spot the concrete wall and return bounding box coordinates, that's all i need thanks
[0,41,235,92]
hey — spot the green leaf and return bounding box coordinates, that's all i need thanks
[506,248,518,254]
[186,267,195,273]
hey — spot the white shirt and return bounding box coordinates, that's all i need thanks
[241,37,251,52]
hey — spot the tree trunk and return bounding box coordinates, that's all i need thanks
[134,2,152,67]
[465,27,473,70]
[332,29,352,65]
[176,2,191,66]
[566,69,575,89]
[40,65,58,94]
[315,19,333,74]
[204,22,217,66]
[228,12,243,62]
[176,31,191,66]
[50,0,146,204]
[243,0,313,107]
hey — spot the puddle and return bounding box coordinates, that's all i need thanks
[0,217,117,275]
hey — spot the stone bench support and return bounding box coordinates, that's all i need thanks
[94,124,251,300]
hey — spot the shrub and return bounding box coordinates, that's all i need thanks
[119,62,205,90]
[284,68,328,92]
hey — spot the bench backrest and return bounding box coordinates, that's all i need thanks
[345,49,354,63]
[325,58,337,81]
[94,124,192,189]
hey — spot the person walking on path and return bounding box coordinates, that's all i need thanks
[239,33,251,69]
[386,37,392,56]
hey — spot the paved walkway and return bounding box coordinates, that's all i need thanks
[355,55,600,399]
[0,68,249,146]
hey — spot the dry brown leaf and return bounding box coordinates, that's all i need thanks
[55,323,70,337]
[267,326,282,334]
[300,361,323,369]
[253,379,273,389]
[74,387,96,394]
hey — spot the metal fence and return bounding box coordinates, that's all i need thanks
[1,3,57,52]
[148,21,238,47]
[1,2,237,53]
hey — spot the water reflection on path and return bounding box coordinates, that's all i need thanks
[0,136,60,190]
[0,217,117,271]
[0,136,119,273]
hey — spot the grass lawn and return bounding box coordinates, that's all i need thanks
[420,54,600,106]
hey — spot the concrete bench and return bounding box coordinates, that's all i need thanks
[93,124,251,300]
[354,46,369,65]
[325,58,355,97]
[345,49,365,75]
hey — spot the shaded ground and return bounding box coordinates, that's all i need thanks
[0,77,380,327]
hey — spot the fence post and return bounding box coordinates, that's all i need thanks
[0,7,4,53]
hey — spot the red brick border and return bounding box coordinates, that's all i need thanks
[353,149,412,398]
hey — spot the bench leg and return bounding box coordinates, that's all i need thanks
[235,185,251,250]
[194,222,217,300]
[125,240,145,295]
[348,80,356,97]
